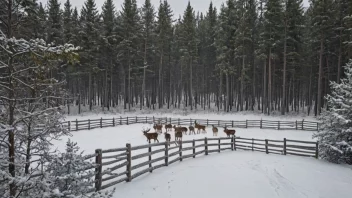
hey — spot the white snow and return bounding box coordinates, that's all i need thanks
[111,151,352,198]
[53,123,314,153]
[50,114,351,198]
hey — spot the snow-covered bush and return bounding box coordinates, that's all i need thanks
[314,60,352,164]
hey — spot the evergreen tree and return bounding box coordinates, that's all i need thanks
[180,2,197,110]
[140,0,156,109]
[264,0,283,114]
[119,0,142,110]
[63,0,73,43]
[47,0,63,44]
[314,60,352,164]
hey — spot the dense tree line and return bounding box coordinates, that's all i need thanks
[3,0,352,115]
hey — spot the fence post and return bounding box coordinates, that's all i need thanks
[278,121,280,130]
[231,136,234,151]
[246,120,248,128]
[283,138,287,155]
[316,123,319,131]
[146,116,147,124]
[100,117,102,128]
[315,142,319,159]
[260,119,262,129]
[296,120,298,130]
[265,139,269,154]
[218,120,220,127]
[165,142,169,166]
[76,119,78,131]
[192,139,196,158]
[206,119,208,126]
[232,121,234,127]
[153,116,155,123]
[178,118,180,125]
[205,138,208,155]
[218,139,221,153]
[252,138,254,151]
[120,117,122,125]
[68,121,71,131]
[113,118,115,127]
[149,146,152,173]
[127,117,129,125]
[126,143,132,182]
[88,119,91,130]
[179,141,183,161]
[136,116,138,124]
[169,117,171,124]
[234,137,236,151]
[95,149,102,192]
[301,119,304,130]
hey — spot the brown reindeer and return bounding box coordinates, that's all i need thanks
[142,128,159,143]
[212,125,218,136]
[173,125,188,135]
[194,121,206,134]
[189,126,196,135]
[153,124,163,133]
[164,132,171,145]
[173,126,184,145]
[223,126,236,137]
[175,131,183,145]
[165,124,173,132]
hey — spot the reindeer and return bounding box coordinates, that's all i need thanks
[164,132,171,146]
[194,121,206,134]
[189,126,196,135]
[142,128,159,143]
[173,125,188,135]
[223,126,236,137]
[173,126,184,145]
[165,124,173,132]
[212,125,218,136]
[153,124,163,134]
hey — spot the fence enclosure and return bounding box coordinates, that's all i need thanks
[81,136,318,192]
[61,116,320,132]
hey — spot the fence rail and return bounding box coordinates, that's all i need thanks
[82,136,318,192]
[61,116,320,132]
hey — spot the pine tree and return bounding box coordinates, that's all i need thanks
[180,2,197,110]
[264,0,283,114]
[47,0,63,44]
[314,60,352,164]
[310,0,334,115]
[141,0,156,109]
[119,0,141,110]
[80,0,100,110]
[63,0,73,43]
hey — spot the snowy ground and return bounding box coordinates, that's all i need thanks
[51,113,338,198]
[53,123,314,154]
[112,151,352,198]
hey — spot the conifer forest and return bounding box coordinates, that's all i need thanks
[1,0,352,116]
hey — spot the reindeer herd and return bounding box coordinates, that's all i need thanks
[142,121,237,145]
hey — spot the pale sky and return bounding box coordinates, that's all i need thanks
[39,0,310,18]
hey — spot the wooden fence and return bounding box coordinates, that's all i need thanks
[61,116,320,132]
[81,136,318,192]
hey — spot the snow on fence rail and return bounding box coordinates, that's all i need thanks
[85,136,318,192]
[61,116,320,132]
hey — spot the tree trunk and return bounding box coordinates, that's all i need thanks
[282,21,287,115]
[317,35,324,115]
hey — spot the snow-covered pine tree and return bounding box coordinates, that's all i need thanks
[314,59,352,164]
[42,140,114,198]
[63,0,73,43]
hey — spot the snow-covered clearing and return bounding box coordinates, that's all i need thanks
[50,113,337,198]
[112,151,352,198]
[53,123,314,154]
